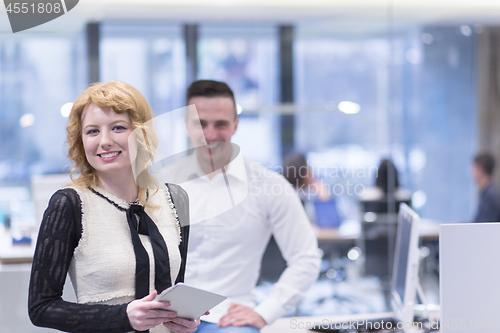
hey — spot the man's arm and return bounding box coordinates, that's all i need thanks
[253,174,322,325]
[219,303,267,329]
[219,174,321,328]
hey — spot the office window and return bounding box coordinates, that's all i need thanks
[294,23,477,223]
[198,25,281,167]
[416,25,477,222]
[101,22,186,114]
[0,34,86,184]
[101,22,188,160]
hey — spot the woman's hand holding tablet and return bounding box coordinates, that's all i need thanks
[155,283,227,320]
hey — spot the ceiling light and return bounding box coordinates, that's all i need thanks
[60,102,73,117]
[20,113,35,128]
[338,101,360,114]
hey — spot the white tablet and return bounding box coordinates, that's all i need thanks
[155,283,227,320]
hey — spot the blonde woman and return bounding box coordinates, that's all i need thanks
[28,81,198,333]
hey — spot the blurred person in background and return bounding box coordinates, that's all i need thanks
[359,158,412,207]
[282,152,334,228]
[357,158,412,280]
[472,152,500,222]
[282,152,330,205]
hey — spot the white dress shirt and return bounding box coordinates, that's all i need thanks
[164,151,321,325]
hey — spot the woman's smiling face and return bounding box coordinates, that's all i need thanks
[81,103,134,178]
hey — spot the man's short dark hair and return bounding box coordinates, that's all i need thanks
[186,80,237,118]
[474,152,496,176]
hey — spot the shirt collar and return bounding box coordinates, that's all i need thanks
[183,152,206,181]
[185,146,247,183]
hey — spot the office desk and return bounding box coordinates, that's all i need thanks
[0,264,76,332]
[0,226,35,264]
[418,219,441,241]
[315,219,440,282]
[315,227,357,242]
[315,219,440,242]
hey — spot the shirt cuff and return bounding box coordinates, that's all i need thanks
[253,298,287,325]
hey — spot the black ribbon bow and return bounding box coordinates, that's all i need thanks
[125,204,172,300]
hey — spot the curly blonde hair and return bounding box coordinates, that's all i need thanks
[67,81,159,206]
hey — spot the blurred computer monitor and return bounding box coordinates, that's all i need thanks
[312,203,422,332]
[313,200,342,228]
[390,203,421,332]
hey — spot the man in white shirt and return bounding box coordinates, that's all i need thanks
[167,80,321,332]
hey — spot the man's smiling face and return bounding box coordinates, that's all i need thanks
[185,96,239,171]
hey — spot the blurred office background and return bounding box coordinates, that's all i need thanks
[2,0,500,329]
[1,1,491,223]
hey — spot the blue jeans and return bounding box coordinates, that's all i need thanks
[194,321,260,333]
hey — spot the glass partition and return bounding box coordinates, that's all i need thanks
[294,22,477,223]
[101,22,186,113]
[198,25,281,167]
[0,33,86,184]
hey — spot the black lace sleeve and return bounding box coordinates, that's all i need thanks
[166,183,190,284]
[28,188,134,333]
